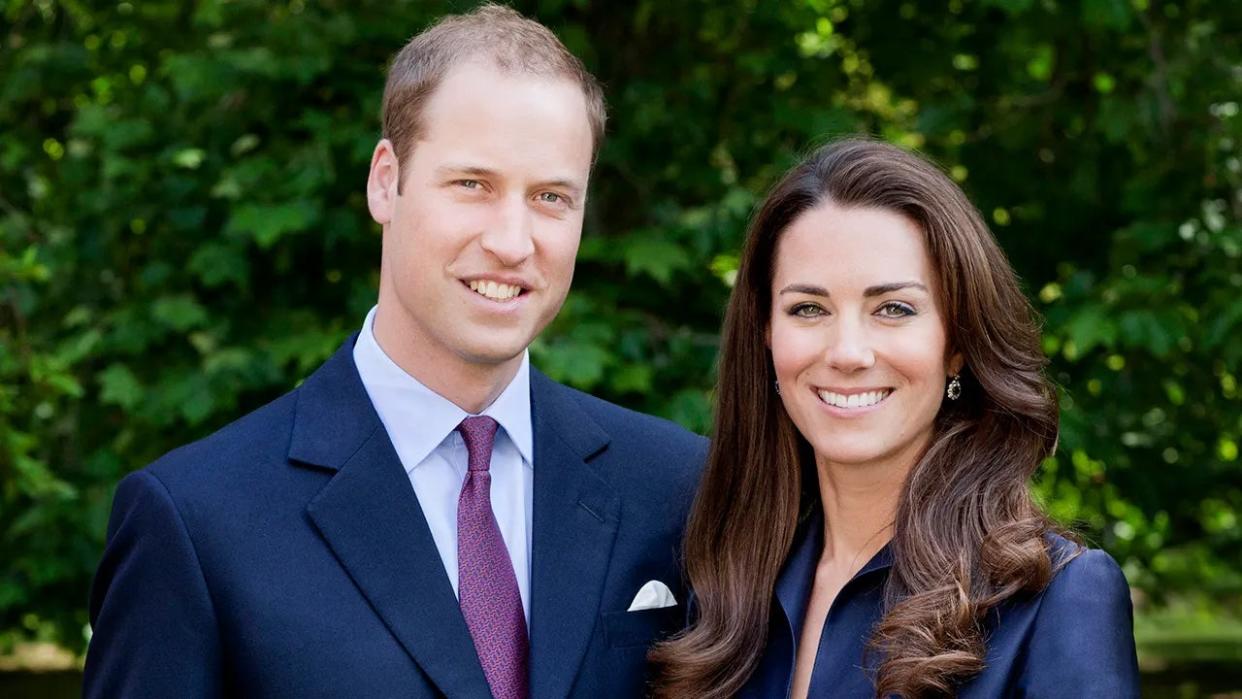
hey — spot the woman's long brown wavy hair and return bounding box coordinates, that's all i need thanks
[649,138,1068,698]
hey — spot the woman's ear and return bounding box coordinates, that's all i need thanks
[948,352,965,377]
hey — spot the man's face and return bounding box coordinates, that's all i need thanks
[368,61,594,378]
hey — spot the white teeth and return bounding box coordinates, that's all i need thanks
[817,389,892,409]
[467,280,521,301]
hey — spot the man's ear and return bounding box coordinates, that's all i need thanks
[366,139,399,226]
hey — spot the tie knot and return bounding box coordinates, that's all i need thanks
[457,416,499,472]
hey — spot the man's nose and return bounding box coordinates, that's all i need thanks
[479,196,535,267]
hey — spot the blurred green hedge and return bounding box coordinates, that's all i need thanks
[1,0,1239,653]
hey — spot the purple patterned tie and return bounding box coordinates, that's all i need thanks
[456,416,528,699]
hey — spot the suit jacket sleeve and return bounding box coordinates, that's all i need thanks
[1017,548,1141,697]
[83,469,223,698]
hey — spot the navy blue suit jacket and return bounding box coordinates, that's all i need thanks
[84,337,707,698]
[739,509,1141,697]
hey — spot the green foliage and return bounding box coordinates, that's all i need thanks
[1,0,1239,653]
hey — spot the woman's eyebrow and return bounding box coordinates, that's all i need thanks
[863,281,928,297]
[778,283,829,297]
[777,281,929,297]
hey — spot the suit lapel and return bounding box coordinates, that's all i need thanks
[291,338,492,697]
[527,370,619,699]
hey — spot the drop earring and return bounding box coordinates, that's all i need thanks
[946,374,962,400]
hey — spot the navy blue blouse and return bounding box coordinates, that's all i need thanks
[737,510,1141,697]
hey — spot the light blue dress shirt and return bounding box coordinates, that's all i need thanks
[352,306,534,624]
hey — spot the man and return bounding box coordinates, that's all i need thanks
[84,5,706,698]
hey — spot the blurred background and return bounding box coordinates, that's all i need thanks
[1,0,1239,696]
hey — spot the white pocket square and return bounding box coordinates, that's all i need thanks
[627,579,677,612]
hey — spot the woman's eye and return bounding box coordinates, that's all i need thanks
[877,301,916,318]
[791,303,825,318]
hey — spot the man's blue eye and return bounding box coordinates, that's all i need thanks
[539,192,563,203]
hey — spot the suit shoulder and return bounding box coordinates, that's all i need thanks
[556,383,707,455]
[143,388,300,491]
[550,384,707,526]
[1040,536,1131,612]
[1016,536,1140,694]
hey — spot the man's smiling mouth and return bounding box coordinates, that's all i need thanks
[466,279,524,301]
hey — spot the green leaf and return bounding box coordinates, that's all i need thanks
[981,0,1035,13]
[1081,0,1132,30]
[1065,305,1117,355]
[622,233,692,285]
[44,374,84,399]
[1118,310,1174,357]
[188,242,250,288]
[1025,44,1054,82]
[225,201,320,249]
[610,363,653,394]
[151,295,209,332]
[99,364,144,410]
[1204,303,1242,349]
[171,148,206,169]
[157,372,216,425]
[534,340,612,389]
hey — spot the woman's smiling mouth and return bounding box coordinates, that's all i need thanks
[816,388,894,410]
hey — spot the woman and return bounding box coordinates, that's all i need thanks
[649,139,1139,697]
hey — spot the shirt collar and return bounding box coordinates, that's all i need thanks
[353,305,534,470]
[480,348,534,465]
[774,505,894,640]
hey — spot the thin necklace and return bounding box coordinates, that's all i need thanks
[838,520,895,579]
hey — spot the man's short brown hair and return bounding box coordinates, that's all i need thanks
[381,3,606,176]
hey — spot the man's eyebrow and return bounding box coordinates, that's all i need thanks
[863,281,928,297]
[533,178,585,196]
[435,164,498,178]
[434,166,585,196]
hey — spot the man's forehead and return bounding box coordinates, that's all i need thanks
[408,63,593,179]
[423,58,585,111]
[440,54,553,82]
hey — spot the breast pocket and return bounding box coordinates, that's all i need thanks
[601,605,685,649]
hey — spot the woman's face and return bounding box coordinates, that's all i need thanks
[768,201,961,474]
